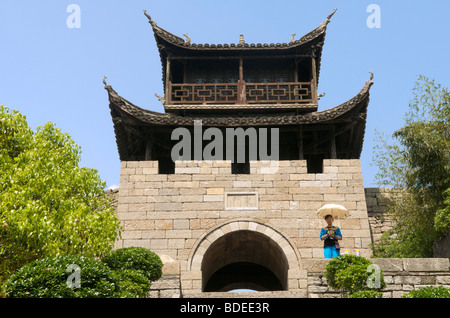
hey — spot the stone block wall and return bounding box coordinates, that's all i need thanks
[365,188,394,245]
[114,159,372,296]
[305,258,450,298]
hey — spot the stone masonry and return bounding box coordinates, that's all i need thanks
[306,258,450,298]
[365,188,394,245]
[114,158,373,297]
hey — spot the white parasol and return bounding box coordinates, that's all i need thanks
[316,204,349,219]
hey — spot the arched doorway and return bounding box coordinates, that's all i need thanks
[201,230,289,292]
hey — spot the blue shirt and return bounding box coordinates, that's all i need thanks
[320,226,342,247]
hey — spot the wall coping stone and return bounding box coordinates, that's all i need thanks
[304,258,450,274]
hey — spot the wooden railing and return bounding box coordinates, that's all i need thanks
[245,82,313,104]
[168,81,315,105]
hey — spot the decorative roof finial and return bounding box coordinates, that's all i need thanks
[155,93,166,105]
[183,33,191,45]
[369,70,374,81]
[325,8,337,25]
[290,33,296,43]
[143,10,157,27]
[238,34,245,45]
[103,76,108,87]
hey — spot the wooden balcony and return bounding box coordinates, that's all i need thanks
[166,81,317,110]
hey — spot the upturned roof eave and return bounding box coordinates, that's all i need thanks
[144,9,335,53]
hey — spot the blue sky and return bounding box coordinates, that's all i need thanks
[1,0,449,189]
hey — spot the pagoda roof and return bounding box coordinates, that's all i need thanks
[106,75,373,161]
[144,9,337,89]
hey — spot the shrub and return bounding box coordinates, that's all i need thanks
[346,290,384,298]
[4,255,119,298]
[324,254,386,296]
[102,247,163,282]
[113,269,151,298]
[402,286,450,298]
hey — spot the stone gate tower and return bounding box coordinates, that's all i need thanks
[106,9,374,297]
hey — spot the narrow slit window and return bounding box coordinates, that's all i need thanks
[307,156,323,174]
[158,158,175,174]
[231,162,250,174]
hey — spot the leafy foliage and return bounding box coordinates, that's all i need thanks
[324,254,385,297]
[4,247,163,298]
[434,188,450,236]
[102,247,163,282]
[4,255,119,298]
[0,105,122,284]
[112,269,151,298]
[372,76,450,257]
[402,286,450,298]
[346,290,383,298]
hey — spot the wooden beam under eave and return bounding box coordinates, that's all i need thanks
[169,54,312,61]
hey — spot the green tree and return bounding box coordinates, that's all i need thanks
[0,105,122,284]
[435,188,450,236]
[372,76,450,257]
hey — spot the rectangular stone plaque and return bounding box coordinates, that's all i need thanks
[225,192,258,210]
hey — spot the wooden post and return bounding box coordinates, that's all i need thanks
[298,125,304,160]
[238,57,246,104]
[239,57,244,82]
[145,137,153,161]
[311,55,317,104]
[294,59,300,101]
[183,60,188,83]
[330,127,337,159]
[166,58,171,104]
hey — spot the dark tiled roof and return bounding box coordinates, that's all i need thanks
[144,9,335,51]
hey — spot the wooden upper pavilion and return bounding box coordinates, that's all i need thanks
[106,9,373,174]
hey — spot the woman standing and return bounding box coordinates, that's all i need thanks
[320,214,342,259]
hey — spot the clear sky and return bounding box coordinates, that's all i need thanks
[1,0,449,189]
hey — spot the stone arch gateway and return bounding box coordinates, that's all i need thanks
[187,220,303,292]
[107,9,377,298]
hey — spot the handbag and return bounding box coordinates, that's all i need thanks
[334,241,340,250]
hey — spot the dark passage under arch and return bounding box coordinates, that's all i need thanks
[201,230,289,292]
[204,262,283,292]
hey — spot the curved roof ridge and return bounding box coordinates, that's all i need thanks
[312,77,373,117]
[144,9,336,49]
[105,84,170,118]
